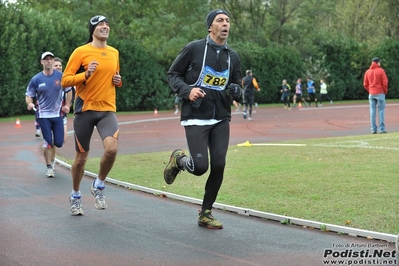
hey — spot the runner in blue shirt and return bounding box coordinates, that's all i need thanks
[25,51,72,178]
[306,77,318,107]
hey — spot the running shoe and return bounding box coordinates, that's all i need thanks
[164,149,185,185]
[198,210,223,229]
[70,194,84,216]
[90,180,107,209]
[51,161,56,170]
[45,167,54,178]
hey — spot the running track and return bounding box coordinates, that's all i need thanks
[1,103,398,266]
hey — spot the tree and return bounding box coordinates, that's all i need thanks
[2,0,399,116]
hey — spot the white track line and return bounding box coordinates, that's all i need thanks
[299,103,399,111]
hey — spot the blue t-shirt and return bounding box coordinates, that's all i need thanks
[25,70,71,118]
[307,79,315,93]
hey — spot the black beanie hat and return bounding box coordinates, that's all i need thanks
[86,15,109,44]
[372,57,381,63]
[206,9,229,31]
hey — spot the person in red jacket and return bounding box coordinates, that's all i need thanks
[363,57,388,134]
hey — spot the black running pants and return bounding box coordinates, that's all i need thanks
[184,120,229,212]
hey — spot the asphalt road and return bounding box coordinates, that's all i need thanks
[1,104,398,266]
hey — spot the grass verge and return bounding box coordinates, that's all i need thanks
[83,132,399,235]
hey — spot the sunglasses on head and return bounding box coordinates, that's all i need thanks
[90,15,107,25]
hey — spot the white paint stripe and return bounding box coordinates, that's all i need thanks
[118,116,179,125]
[300,103,399,111]
[345,121,369,124]
[313,144,399,151]
[313,135,399,150]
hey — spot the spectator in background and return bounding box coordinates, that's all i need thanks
[363,57,388,134]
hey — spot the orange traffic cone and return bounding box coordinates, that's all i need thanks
[298,102,302,108]
[15,118,22,128]
[154,108,158,115]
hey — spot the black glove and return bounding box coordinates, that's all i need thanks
[227,83,242,102]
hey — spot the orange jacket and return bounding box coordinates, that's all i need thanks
[363,62,388,95]
[61,44,122,113]
[242,76,260,91]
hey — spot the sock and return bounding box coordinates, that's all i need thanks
[72,190,81,198]
[46,164,52,169]
[94,178,105,188]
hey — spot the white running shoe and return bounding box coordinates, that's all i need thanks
[70,194,84,216]
[45,167,54,178]
[51,161,56,170]
[90,180,107,209]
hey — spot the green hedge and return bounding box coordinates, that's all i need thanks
[1,3,398,117]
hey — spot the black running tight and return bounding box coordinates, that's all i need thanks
[184,120,229,212]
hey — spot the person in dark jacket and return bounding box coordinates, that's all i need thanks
[363,57,388,134]
[242,70,260,120]
[164,9,242,229]
[281,79,291,110]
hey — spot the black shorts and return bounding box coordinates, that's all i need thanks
[244,94,255,105]
[308,93,316,101]
[73,111,119,152]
